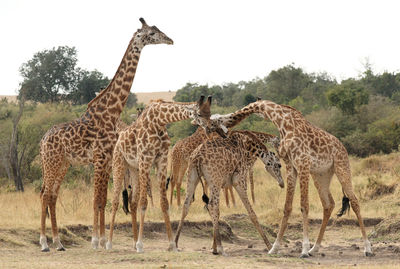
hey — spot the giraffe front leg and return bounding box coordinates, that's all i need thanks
[233,177,272,250]
[269,163,297,255]
[156,154,177,252]
[106,151,127,250]
[91,167,108,249]
[40,192,50,252]
[298,163,311,258]
[175,167,200,248]
[207,185,225,255]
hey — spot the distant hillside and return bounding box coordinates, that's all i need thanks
[0,95,17,102]
[0,92,176,105]
[136,91,176,104]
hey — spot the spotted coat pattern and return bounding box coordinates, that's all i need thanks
[39,18,173,252]
[174,131,284,255]
[107,97,213,252]
[208,100,373,257]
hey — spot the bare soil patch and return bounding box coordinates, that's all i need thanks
[0,214,399,268]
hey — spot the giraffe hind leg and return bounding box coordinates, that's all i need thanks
[334,158,373,256]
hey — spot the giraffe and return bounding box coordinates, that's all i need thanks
[206,100,373,257]
[174,130,284,255]
[39,18,173,252]
[106,96,213,252]
[116,108,155,209]
[168,127,279,207]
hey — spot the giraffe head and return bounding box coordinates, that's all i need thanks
[261,151,284,188]
[190,95,213,130]
[204,113,232,138]
[134,18,174,47]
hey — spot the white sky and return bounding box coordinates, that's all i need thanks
[1,0,400,96]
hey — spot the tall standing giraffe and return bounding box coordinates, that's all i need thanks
[39,18,173,252]
[207,100,373,257]
[107,97,213,252]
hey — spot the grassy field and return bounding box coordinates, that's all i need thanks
[0,153,400,268]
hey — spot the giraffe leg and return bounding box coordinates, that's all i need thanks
[249,168,255,204]
[169,175,175,206]
[91,164,110,249]
[308,169,335,255]
[156,154,177,251]
[229,185,236,207]
[40,157,68,252]
[176,164,186,207]
[269,162,297,255]
[175,167,200,247]
[224,186,230,208]
[136,161,151,253]
[146,179,154,207]
[298,163,311,258]
[106,149,127,250]
[334,158,373,256]
[208,185,224,255]
[233,176,272,250]
[130,171,140,250]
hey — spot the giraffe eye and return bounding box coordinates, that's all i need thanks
[149,32,155,36]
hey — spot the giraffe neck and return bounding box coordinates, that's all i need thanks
[86,33,143,118]
[223,101,299,138]
[148,101,197,126]
[230,131,268,159]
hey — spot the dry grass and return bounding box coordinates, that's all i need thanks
[1,152,399,230]
[1,153,400,268]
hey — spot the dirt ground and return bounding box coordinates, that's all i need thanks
[1,214,399,269]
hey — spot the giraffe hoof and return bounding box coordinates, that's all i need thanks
[365,251,374,257]
[41,247,50,252]
[300,253,310,258]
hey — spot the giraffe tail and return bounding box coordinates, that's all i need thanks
[166,176,172,190]
[40,183,50,218]
[195,160,209,209]
[337,188,350,217]
[122,188,130,215]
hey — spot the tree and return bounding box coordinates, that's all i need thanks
[326,79,369,115]
[68,70,110,105]
[19,46,81,102]
[9,87,27,191]
[126,92,138,108]
[263,65,312,104]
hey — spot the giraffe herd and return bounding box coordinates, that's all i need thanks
[38,18,373,258]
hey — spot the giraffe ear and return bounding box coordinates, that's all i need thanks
[198,95,205,106]
[207,95,212,105]
[257,96,261,101]
[139,18,148,27]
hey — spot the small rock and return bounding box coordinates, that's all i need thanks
[295,241,302,247]
[351,244,360,250]
[393,246,400,253]
[247,244,253,249]
[321,253,325,257]
[339,251,343,255]
[284,244,288,248]
[202,247,206,250]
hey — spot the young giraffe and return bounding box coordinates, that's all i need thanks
[39,18,173,252]
[107,96,213,252]
[174,130,284,255]
[168,127,279,207]
[207,100,373,257]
